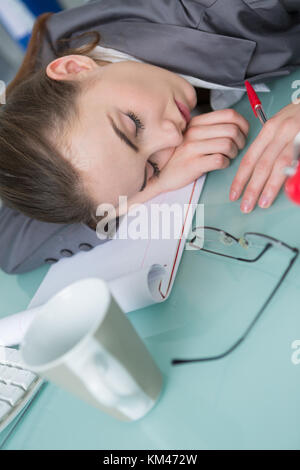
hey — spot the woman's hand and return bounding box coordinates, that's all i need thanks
[229,102,300,212]
[154,109,249,193]
[116,109,249,217]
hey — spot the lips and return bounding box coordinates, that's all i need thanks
[175,99,191,126]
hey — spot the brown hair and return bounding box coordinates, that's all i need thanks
[0,12,108,227]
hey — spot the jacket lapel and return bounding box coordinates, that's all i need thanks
[35,0,300,87]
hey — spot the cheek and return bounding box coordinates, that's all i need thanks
[94,149,145,201]
[86,164,139,207]
[112,165,144,199]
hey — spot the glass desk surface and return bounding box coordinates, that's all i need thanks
[1,70,300,450]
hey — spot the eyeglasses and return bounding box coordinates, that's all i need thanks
[171,226,299,366]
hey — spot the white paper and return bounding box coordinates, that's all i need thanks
[28,176,205,312]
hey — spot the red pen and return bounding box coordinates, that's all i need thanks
[245,80,268,125]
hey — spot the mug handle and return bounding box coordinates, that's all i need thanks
[68,338,155,420]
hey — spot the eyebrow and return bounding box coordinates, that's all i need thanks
[107,114,140,153]
[140,166,147,192]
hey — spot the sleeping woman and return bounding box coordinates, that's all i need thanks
[0,0,300,274]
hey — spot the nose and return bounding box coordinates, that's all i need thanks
[144,104,187,162]
[146,115,186,170]
[170,103,188,134]
[157,115,186,147]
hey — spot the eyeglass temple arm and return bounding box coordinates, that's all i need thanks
[172,245,299,365]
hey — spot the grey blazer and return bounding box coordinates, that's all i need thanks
[1,0,300,274]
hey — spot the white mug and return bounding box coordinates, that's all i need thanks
[20,278,163,421]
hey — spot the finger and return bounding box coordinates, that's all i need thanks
[187,109,249,137]
[238,137,285,212]
[230,117,300,202]
[229,120,277,201]
[238,154,278,213]
[188,137,239,160]
[189,153,230,176]
[186,123,246,150]
[257,144,293,209]
[230,117,291,206]
[240,140,293,213]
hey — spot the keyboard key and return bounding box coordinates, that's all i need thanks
[0,365,11,381]
[0,346,44,434]
[0,383,24,406]
[0,366,37,390]
[0,346,22,367]
[0,401,11,421]
[10,369,37,390]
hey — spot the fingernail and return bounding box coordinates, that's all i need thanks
[258,195,270,208]
[230,190,238,201]
[241,200,252,213]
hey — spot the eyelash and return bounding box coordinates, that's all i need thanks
[126,110,160,178]
[126,111,145,136]
[148,160,160,177]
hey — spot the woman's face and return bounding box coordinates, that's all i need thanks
[47,55,197,208]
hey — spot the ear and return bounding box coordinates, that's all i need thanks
[46,55,98,81]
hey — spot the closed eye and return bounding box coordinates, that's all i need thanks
[124,111,160,190]
[149,161,160,177]
[140,160,160,192]
[140,166,147,192]
[126,111,145,137]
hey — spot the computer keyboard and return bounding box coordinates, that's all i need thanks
[0,346,44,434]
